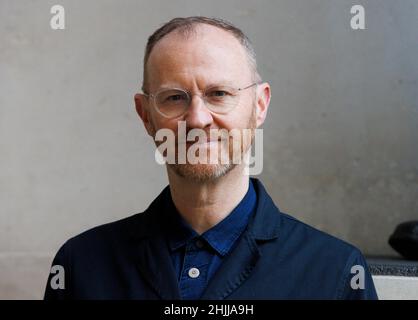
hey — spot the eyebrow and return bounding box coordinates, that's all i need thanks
[156,80,237,91]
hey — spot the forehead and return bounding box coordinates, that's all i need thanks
[146,24,252,89]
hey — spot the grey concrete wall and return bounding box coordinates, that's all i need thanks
[1,0,417,299]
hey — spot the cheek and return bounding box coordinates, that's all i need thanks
[215,107,255,130]
[150,113,177,132]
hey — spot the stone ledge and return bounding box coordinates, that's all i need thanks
[367,256,418,277]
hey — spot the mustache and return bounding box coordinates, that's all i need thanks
[176,129,235,145]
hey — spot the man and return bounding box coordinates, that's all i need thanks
[44,16,377,299]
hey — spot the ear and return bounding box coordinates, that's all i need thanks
[134,93,156,136]
[255,82,271,128]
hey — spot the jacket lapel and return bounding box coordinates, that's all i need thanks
[130,186,181,299]
[200,231,260,299]
[135,235,181,299]
[201,178,282,300]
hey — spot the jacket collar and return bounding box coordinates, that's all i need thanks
[248,178,281,241]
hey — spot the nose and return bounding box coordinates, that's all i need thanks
[183,94,214,129]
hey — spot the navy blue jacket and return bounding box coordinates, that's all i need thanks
[44,179,377,299]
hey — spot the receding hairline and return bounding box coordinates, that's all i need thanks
[142,17,261,92]
[145,25,250,82]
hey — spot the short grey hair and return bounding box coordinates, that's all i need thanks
[142,16,261,92]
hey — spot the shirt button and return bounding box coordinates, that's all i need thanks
[188,267,200,278]
[195,239,204,249]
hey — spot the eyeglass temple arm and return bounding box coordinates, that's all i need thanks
[141,92,153,98]
[239,81,263,91]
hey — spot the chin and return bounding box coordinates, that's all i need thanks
[169,163,236,182]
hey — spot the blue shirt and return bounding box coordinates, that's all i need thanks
[164,180,257,300]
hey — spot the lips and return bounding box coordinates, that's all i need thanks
[185,139,222,146]
[177,136,224,144]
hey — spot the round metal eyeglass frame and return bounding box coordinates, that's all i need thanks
[142,82,261,119]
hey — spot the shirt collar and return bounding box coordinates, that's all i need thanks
[165,180,257,256]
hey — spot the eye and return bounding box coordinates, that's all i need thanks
[214,91,227,97]
[166,94,186,101]
[207,90,231,97]
[159,91,188,104]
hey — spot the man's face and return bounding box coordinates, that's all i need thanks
[135,24,270,181]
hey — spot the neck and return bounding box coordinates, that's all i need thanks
[167,165,250,235]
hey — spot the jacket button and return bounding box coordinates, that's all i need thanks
[188,267,200,278]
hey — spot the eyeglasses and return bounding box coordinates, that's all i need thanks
[142,82,260,118]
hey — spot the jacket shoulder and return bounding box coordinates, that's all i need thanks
[278,211,363,258]
[68,211,150,248]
